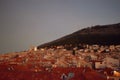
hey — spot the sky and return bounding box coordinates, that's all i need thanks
[0,0,120,53]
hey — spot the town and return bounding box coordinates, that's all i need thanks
[0,44,120,80]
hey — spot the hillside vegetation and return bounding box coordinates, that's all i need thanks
[38,23,120,49]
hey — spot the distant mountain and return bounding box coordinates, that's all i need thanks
[38,23,120,49]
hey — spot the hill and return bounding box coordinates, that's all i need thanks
[38,23,120,49]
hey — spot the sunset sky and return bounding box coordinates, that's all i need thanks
[0,0,120,53]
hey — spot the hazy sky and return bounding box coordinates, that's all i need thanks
[0,0,120,53]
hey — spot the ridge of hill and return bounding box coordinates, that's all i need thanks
[38,23,120,49]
